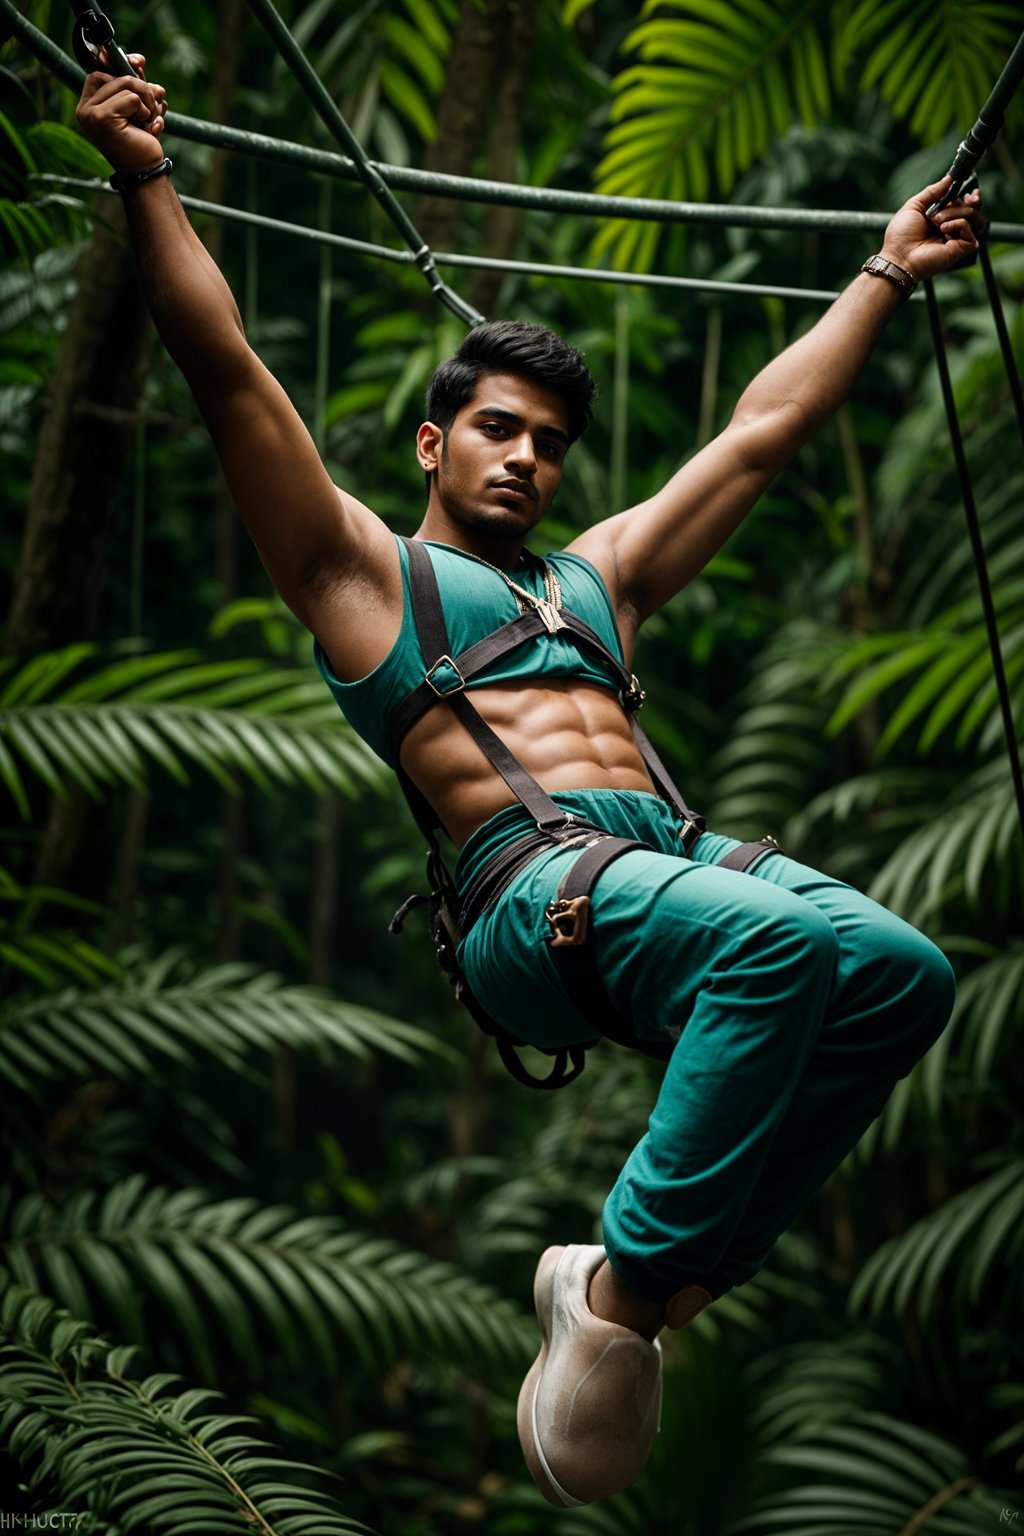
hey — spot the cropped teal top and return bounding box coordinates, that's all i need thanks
[312,537,625,768]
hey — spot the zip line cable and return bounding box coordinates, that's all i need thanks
[5,0,1024,840]
[3,1,1022,245]
[27,174,847,305]
[920,17,1024,846]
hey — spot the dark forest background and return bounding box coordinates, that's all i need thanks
[1,0,1022,1531]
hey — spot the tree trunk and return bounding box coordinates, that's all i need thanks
[468,0,543,317]
[415,0,542,315]
[6,197,152,653]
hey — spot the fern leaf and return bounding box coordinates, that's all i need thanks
[0,647,386,819]
[3,1180,536,1384]
[1,953,455,1100]
[0,1284,373,1534]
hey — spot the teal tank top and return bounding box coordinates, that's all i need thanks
[312,537,625,768]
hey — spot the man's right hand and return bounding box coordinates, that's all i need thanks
[75,52,167,174]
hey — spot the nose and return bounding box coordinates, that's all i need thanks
[505,433,537,475]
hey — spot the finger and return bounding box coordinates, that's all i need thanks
[96,85,163,126]
[909,174,953,210]
[80,68,115,100]
[84,75,162,116]
[938,217,978,248]
[127,53,148,82]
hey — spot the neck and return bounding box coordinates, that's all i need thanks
[415,505,528,571]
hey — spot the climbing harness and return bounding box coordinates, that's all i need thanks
[387,538,783,1089]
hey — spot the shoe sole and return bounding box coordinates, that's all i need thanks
[517,1245,580,1508]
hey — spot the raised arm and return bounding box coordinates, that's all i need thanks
[74,58,398,655]
[570,177,984,632]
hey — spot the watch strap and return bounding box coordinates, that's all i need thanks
[110,157,173,193]
[861,253,917,296]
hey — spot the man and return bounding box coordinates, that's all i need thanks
[75,55,982,1509]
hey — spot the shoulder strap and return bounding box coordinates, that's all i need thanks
[401,537,574,835]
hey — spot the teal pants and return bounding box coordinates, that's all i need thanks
[456,789,955,1307]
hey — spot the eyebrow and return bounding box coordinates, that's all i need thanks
[471,405,570,447]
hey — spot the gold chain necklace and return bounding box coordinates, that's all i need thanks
[429,542,567,634]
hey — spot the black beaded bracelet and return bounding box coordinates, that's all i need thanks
[109,157,173,193]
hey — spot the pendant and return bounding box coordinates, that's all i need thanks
[537,600,566,634]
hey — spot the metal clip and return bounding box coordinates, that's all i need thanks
[624,674,646,711]
[537,600,567,634]
[546,894,591,947]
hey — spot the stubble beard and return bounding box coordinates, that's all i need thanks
[435,444,545,542]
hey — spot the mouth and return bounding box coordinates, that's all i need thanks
[490,479,537,504]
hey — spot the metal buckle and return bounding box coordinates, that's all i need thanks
[623,673,645,711]
[425,655,465,697]
[546,894,591,947]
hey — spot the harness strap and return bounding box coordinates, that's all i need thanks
[716,837,784,873]
[396,537,706,847]
[402,537,582,833]
[544,834,673,1063]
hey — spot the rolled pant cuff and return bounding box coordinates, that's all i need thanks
[603,1245,720,1323]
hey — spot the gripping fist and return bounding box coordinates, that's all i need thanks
[75,53,167,176]
[880,175,985,282]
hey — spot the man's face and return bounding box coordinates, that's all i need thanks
[420,372,571,541]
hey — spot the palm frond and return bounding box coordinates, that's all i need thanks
[0,866,118,1015]
[846,1155,1024,1332]
[0,1283,374,1535]
[0,647,386,818]
[865,755,1021,928]
[593,0,832,269]
[1,1178,535,1384]
[839,0,1019,146]
[0,952,456,1100]
[725,1409,1016,1534]
[823,583,1024,766]
[743,1333,892,1444]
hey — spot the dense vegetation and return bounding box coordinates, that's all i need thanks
[1,1,1022,1531]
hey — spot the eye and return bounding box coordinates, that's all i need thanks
[481,422,507,437]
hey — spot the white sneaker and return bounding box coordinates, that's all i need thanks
[516,1244,664,1507]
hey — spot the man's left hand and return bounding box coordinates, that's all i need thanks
[880,174,985,282]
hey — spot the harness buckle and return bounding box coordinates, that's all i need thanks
[425,654,465,697]
[623,674,646,711]
[546,894,591,947]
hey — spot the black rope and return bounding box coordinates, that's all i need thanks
[923,279,1024,843]
[927,29,1024,213]
[977,239,1024,451]
[242,0,484,329]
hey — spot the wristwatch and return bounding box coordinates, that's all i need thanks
[861,254,918,297]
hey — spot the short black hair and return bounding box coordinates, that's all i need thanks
[425,320,597,446]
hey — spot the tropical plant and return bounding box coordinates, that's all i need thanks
[590,0,1021,269]
[0,1283,374,1534]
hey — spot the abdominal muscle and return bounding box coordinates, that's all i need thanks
[401,676,659,850]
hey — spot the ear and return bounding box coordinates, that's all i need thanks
[417,421,444,473]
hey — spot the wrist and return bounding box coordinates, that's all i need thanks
[861,252,918,298]
[110,156,173,194]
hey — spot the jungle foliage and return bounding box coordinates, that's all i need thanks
[0,0,1022,1531]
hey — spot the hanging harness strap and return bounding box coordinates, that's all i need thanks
[544,832,673,1062]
